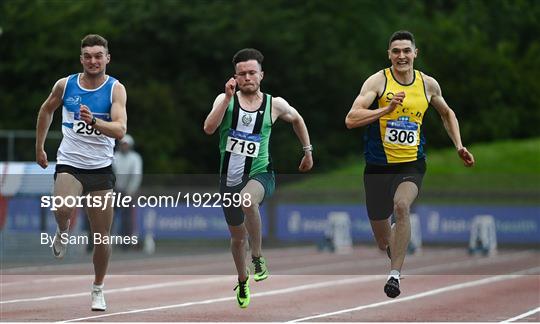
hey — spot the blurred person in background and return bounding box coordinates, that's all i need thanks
[204,48,313,308]
[345,30,474,299]
[35,34,127,311]
[113,134,142,250]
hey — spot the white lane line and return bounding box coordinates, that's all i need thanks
[287,267,540,322]
[0,274,154,287]
[0,275,93,287]
[0,248,359,278]
[0,276,231,304]
[2,250,531,305]
[404,251,534,274]
[0,247,493,304]
[501,307,540,322]
[0,255,376,304]
[1,246,328,275]
[57,258,539,322]
[59,276,386,323]
[0,247,484,286]
[0,255,382,300]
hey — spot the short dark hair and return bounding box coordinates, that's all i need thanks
[81,34,108,51]
[232,48,264,69]
[388,30,415,48]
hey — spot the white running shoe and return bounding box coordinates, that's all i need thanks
[91,286,107,311]
[52,220,70,259]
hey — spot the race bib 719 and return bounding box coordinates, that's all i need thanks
[226,129,261,157]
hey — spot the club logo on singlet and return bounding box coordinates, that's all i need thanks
[65,96,82,107]
[241,114,252,126]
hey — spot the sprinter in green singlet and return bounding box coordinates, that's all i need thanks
[204,48,313,308]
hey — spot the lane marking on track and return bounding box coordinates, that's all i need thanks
[1,246,334,275]
[0,248,466,288]
[0,253,387,292]
[287,267,540,322]
[0,247,515,287]
[500,307,540,322]
[403,250,534,274]
[59,276,387,323]
[0,275,93,287]
[56,257,539,322]
[1,246,372,277]
[2,249,522,303]
[0,276,231,304]
[0,274,160,287]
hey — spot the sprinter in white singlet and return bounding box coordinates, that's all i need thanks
[35,34,127,312]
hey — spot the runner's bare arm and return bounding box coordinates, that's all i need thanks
[345,72,403,129]
[426,75,475,167]
[204,78,236,135]
[35,78,66,168]
[273,97,313,172]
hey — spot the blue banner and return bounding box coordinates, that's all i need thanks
[276,204,540,243]
[5,197,59,233]
[3,196,538,244]
[276,205,373,241]
[136,205,269,239]
[3,197,270,240]
[416,205,540,243]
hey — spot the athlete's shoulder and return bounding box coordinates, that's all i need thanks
[272,96,294,113]
[271,96,294,118]
[419,71,436,84]
[364,70,386,86]
[214,92,229,102]
[361,70,386,95]
[271,96,289,106]
[212,93,233,108]
[105,74,120,85]
[56,76,69,88]
[62,73,81,85]
[111,80,127,100]
[112,80,126,90]
[51,77,70,97]
[419,72,441,94]
[366,69,386,83]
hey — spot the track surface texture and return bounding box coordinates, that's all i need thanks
[1,246,539,322]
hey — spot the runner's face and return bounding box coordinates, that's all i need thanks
[80,46,110,76]
[234,60,263,94]
[388,40,417,73]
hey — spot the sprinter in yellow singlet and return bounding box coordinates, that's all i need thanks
[345,31,475,298]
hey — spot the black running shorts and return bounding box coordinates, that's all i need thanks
[363,159,426,221]
[54,164,115,194]
[219,172,275,226]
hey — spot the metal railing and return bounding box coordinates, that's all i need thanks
[0,130,62,161]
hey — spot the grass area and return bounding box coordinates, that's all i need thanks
[280,138,540,200]
[427,137,540,174]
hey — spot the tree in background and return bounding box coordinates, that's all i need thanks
[1,0,538,172]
